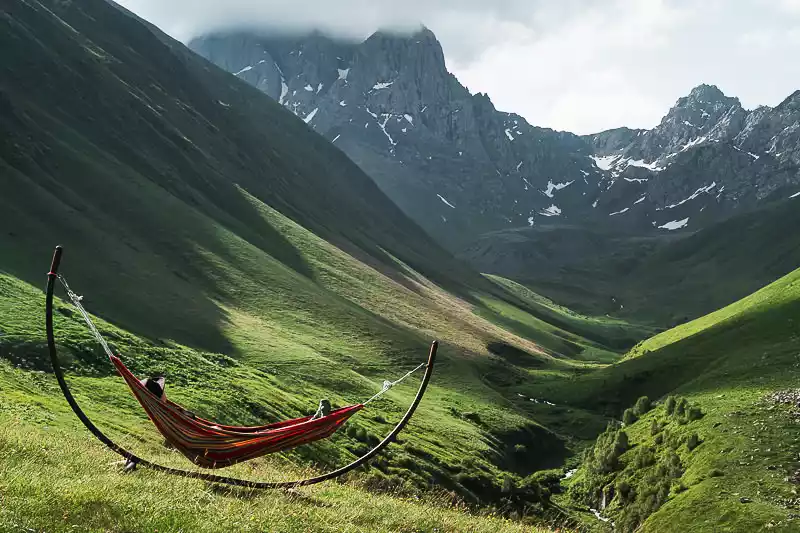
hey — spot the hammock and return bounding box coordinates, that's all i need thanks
[45,246,437,487]
[110,354,364,468]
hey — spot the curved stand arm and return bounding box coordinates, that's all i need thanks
[45,246,438,489]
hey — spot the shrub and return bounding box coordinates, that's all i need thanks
[687,406,704,421]
[708,468,724,478]
[650,419,661,436]
[514,444,528,454]
[633,446,656,469]
[676,398,688,417]
[634,396,652,416]
[623,408,638,425]
[463,412,482,424]
[687,433,701,451]
[665,396,677,415]
[654,433,664,445]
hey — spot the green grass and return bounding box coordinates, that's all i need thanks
[548,266,800,531]
[0,412,559,533]
[0,1,643,529]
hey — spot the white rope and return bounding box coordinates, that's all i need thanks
[363,362,425,405]
[58,275,116,360]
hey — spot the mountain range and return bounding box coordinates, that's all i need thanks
[3,2,800,532]
[190,30,800,250]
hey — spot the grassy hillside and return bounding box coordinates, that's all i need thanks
[0,1,649,530]
[460,197,800,327]
[545,266,800,531]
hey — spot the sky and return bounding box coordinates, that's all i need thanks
[117,0,800,135]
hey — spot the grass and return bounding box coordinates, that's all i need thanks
[550,266,800,531]
[0,412,560,533]
[0,4,652,530]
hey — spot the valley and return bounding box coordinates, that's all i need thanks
[0,1,798,532]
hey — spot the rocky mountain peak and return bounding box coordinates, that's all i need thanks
[686,84,730,104]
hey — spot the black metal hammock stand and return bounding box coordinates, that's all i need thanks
[45,246,437,488]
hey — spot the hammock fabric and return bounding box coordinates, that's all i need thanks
[110,355,363,468]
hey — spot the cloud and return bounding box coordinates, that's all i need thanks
[117,0,800,134]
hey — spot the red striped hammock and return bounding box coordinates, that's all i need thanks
[110,355,363,468]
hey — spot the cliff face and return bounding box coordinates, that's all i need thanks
[192,31,800,248]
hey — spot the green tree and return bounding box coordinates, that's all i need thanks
[634,396,652,416]
[665,396,677,415]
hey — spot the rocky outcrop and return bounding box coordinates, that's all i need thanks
[191,30,800,246]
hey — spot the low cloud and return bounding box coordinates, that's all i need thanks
[117,0,800,134]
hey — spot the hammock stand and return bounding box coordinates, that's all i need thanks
[45,246,437,489]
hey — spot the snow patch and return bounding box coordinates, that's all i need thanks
[679,136,708,152]
[217,101,230,108]
[316,82,323,93]
[505,129,515,141]
[373,81,394,90]
[542,180,574,198]
[303,108,318,124]
[332,134,341,143]
[634,195,647,205]
[609,208,630,216]
[404,114,414,125]
[592,199,599,208]
[591,155,621,170]
[790,192,800,199]
[378,114,397,147]
[659,218,689,230]
[304,84,313,92]
[339,100,347,107]
[516,161,523,171]
[527,216,535,227]
[437,194,456,209]
[279,79,289,105]
[539,205,562,217]
[627,159,664,171]
[662,182,717,210]
[337,68,349,81]
[234,65,253,76]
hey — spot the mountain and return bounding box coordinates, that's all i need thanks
[460,195,800,325]
[190,32,800,249]
[1,1,652,530]
[189,30,603,248]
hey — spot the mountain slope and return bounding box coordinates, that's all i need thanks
[192,32,800,249]
[189,30,605,248]
[554,265,800,531]
[0,1,649,529]
[461,194,800,326]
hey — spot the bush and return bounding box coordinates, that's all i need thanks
[463,412,482,425]
[633,446,656,469]
[687,433,701,451]
[514,444,528,454]
[708,468,724,478]
[676,398,688,417]
[654,433,664,445]
[623,408,638,425]
[650,419,661,436]
[634,396,652,416]
[687,406,704,421]
[665,396,677,416]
